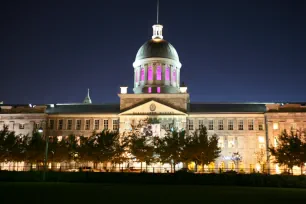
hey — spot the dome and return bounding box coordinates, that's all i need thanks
[135,39,179,62]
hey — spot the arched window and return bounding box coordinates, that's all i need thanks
[165,67,170,81]
[148,87,152,93]
[172,69,176,82]
[148,66,153,80]
[140,68,145,81]
[156,66,162,80]
[157,87,161,93]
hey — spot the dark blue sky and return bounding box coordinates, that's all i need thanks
[1,0,305,104]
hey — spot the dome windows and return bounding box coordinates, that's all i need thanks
[156,66,162,80]
[148,66,153,81]
[165,67,170,81]
[140,68,145,81]
[172,69,176,82]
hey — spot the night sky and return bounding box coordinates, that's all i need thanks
[1,0,305,104]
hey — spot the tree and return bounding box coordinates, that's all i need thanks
[183,126,221,172]
[231,152,242,172]
[269,129,306,174]
[25,131,45,169]
[129,134,154,171]
[156,130,185,172]
[254,148,267,172]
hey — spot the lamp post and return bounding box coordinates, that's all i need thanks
[39,126,49,181]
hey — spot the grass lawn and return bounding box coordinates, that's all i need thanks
[0,182,305,203]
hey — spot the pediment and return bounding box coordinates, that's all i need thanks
[119,100,187,116]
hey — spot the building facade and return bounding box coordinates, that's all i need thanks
[1,21,305,173]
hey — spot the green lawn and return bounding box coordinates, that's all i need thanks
[0,183,305,203]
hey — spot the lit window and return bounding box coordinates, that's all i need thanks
[172,69,176,82]
[157,87,161,93]
[274,136,278,147]
[148,87,152,93]
[141,68,145,81]
[228,120,234,130]
[238,137,244,148]
[228,136,235,148]
[156,66,162,80]
[76,120,81,130]
[258,136,265,143]
[94,120,100,130]
[188,120,194,130]
[273,123,278,130]
[291,123,297,130]
[258,121,264,130]
[208,120,214,130]
[19,124,24,129]
[67,120,72,130]
[218,137,224,148]
[49,120,55,130]
[35,123,40,129]
[248,120,254,130]
[198,120,204,129]
[113,120,119,131]
[218,120,224,130]
[165,67,170,81]
[85,120,90,130]
[238,120,244,130]
[148,66,153,80]
[104,120,109,130]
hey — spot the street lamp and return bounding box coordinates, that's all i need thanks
[39,126,49,181]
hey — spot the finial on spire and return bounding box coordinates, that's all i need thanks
[83,88,92,104]
[152,0,163,41]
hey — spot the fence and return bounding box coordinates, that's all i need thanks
[0,163,304,175]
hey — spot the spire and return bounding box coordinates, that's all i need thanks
[152,0,163,40]
[157,0,159,24]
[83,88,92,104]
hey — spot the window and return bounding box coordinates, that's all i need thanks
[67,120,72,130]
[157,87,161,93]
[113,120,119,130]
[156,66,162,80]
[248,120,254,130]
[148,66,153,80]
[148,87,152,93]
[85,120,90,130]
[258,136,265,149]
[76,120,81,130]
[198,120,204,129]
[238,137,244,148]
[165,67,170,81]
[58,120,63,130]
[49,120,55,130]
[35,123,40,129]
[238,120,244,130]
[228,136,235,148]
[291,123,297,130]
[208,120,214,130]
[19,124,24,129]
[218,120,224,130]
[104,120,109,130]
[140,68,145,81]
[94,120,100,130]
[188,120,194,130]
[172,69,176,82]
[218,137,224,148]
[273,123,278,130]
[228,120,234,130]
[258,121,264,130]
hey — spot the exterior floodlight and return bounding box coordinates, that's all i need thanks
[38,127,43,133]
